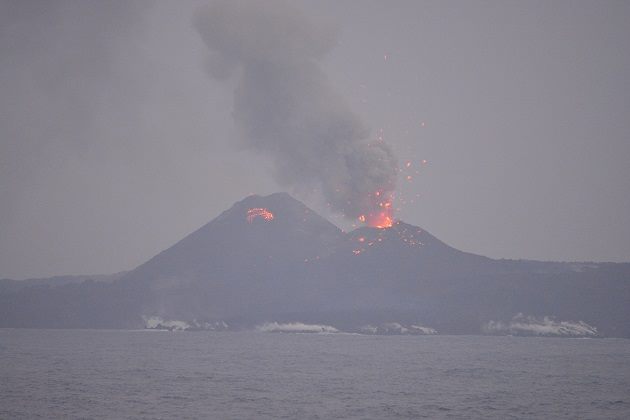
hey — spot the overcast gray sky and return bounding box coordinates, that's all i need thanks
[1,0,629,279]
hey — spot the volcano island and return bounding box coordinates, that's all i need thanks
[1,193,629,337]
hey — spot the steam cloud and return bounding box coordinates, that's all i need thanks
[195,0,397,219]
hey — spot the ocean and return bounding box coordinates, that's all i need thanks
[1,329,629,419]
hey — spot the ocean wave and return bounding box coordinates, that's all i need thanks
[483,313,598,337]
[142,316,229,332]
[359,322,437,335]
[256,322,339,333]
[143,316,190,331]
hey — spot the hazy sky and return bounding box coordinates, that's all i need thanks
[1,0,629,279]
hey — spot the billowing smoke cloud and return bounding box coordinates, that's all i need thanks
[195,0,397,220]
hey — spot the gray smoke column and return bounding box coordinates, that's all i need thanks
[195,0,397,223]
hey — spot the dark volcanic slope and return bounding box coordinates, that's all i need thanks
[1,193,629,336]
[122,193,344,321]
[130,193,341,280]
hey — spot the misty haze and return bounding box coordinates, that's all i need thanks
[1,1,629,419]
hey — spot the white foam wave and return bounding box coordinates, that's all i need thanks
[409,324,438,335]
[143,316,190,331]
[256,322,339,333]
[360,322,437,335]
[142,316,229,332]
[483,313,597,337]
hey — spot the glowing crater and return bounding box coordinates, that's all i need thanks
[246,208,274,223]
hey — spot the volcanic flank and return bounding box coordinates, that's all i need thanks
[1,193,629,337]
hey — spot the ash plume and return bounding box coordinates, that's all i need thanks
[195,0,397,220]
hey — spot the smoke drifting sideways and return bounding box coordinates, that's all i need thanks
[195,0,397,221]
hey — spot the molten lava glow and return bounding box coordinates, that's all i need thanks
[366,212,393,229]
[246,208,274,223]
[359,190,394,228]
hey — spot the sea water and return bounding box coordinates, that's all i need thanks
[1,329,629,419]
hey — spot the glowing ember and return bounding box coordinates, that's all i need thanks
[363,190,394,228]
[246,208,274,223]
[367,213,393,229]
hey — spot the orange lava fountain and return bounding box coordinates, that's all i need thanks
[359,190,394,229]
